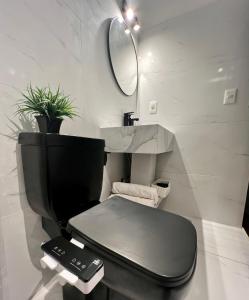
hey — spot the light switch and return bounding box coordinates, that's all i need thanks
[149,101,158,114]
[223,88,237,105]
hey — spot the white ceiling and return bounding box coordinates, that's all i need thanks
[129,0,217,31]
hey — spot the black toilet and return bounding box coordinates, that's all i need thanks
[19,132,197,300]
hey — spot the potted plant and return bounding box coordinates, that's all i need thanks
[17,84,77,133]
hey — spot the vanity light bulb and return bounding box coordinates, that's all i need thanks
[125,28,131,34]
[133,24,140,31]
[126,8,135,21]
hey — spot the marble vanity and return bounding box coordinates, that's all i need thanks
[101,124,174,185]
[101,124,174,154]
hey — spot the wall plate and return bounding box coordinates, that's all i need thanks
[223,88,237,105]
[149,101,158,114]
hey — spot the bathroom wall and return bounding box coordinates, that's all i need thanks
[0,1,134,299]
[138,0,249,227]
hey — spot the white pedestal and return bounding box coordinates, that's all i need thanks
[130,154,157,186]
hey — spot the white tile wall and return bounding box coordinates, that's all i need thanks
[0,0,134,299]
[138,0,249,227]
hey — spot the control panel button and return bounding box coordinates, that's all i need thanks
[41,236,103,283]
[93,259,101,266]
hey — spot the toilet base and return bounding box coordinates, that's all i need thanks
[63,283,128,300]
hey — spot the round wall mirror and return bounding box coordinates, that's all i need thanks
[108,17,138,96]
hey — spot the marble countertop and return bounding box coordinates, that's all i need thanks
[100,124,174,154]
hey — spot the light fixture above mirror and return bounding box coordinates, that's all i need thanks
[121,0,141,32]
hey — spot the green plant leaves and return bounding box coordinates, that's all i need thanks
[16,84,78,120]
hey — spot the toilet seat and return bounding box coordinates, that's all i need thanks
[67,197,197,297]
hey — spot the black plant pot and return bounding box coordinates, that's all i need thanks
[35,116,63,134]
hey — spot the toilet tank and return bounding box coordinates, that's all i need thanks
[18,133,105,223]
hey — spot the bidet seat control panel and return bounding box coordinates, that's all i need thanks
[41,236,103,282]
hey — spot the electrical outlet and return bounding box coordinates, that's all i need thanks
[149,101,158,114]
[223,88,237,105]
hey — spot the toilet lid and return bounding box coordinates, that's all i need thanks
[68,197,197,287]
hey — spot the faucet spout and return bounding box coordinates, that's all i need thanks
[123,112,139,126]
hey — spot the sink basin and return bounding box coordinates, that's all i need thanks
[100,124,174,154]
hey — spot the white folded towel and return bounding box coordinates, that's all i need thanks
[109,193,157,208]
[112,182,159,205]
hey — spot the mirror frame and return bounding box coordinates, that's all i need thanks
[108,17,138,96]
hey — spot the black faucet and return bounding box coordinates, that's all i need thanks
[123,112,139,126]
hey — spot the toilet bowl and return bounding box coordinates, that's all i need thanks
[19,133,197,300]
